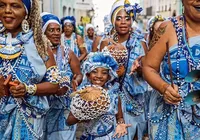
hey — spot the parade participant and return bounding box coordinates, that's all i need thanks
[67,52,131,139]
[100,0,148,139]
[0,0,60,139]
[143,0,200,139]
[61,16,87,62]
[41,12,83,140]
[85,23,95,54]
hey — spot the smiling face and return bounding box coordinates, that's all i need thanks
[87,27,94,38]
[0,0,26,34]
[183,0,200,22]
[87,67,110,87]
[45,23,61,46]
[114,9,132,35]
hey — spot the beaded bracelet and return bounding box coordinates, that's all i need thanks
[24,83,37,95]
[117,118,125,125]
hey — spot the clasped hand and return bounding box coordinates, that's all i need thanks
[9,80,26,98]
[162,84,182,105]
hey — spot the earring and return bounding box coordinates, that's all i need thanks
[129,28,132,34]
[113,32,118,43]
[0,20,5,33]
[182,4,184,14]
[22,15,30,33]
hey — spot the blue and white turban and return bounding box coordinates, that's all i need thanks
[86,24,94,32]
[22,0,32,15]
[110,0,143,26]
[41,12,61,33]
[61,16,76,30]
[82,52,119,85]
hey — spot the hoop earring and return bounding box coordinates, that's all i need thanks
[113,32,118,43]
[0,20,5,33]
[22,15,30,33]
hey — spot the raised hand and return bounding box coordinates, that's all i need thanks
[113,123,131,138]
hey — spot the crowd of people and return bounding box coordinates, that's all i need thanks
[0,0,200,140]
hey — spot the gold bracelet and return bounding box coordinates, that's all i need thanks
[24,84,37,95]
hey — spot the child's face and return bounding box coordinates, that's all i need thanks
[87,67,110,87]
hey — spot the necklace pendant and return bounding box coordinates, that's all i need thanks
[0,45,22,59]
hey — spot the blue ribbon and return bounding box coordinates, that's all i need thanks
[124,3,143,20]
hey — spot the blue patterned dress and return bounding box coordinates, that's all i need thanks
[63,33,81,57]
[148,17,200,140]
[44,46,77,140]
[0,31,49,140]
[118,30,148,140]
[79,82,120,140]
[85,36,93,54]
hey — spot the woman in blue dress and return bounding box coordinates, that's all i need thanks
[85,24,95,54]
[41,12,83,140]
[100,0,148,139]
[67,52,131,139]
[143,0,200,139]
[60,16,87,62]
[0,0,59,139]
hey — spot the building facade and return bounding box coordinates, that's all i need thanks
[39,0,94,25]
[140,0,183,31]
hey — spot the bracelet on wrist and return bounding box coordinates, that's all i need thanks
[24,84,37,95]
[117,118,125,125]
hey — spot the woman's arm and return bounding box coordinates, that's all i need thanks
[77,35,87,61]
[68,50,83,91]
[142,21,181,104]
[9,47,59,97]
[66,112,79,125]
[99,38,110,51]
[92,36,102,52]
[116,97,124,123]
[113,97,131,138]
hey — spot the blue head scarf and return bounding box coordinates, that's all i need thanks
[110,0,142,25]
[41,12,61,33]
[82,52,119,86]
[61,16,76,31]
[22,0,32,15]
